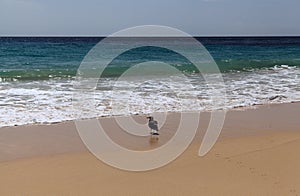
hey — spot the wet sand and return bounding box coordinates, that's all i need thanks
[0,103,299,195]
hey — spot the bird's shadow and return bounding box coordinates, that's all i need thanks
[149,135,159,145]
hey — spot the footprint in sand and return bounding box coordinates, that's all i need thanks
[261,173,267,177]
[225,157,231,162]
[236,161,244,168]
[290,188,297,193]
[215,153,220,158]
[249,167,255,174]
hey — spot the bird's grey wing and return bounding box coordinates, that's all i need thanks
[149,121,158,130]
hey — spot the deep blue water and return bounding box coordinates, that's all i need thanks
[0,37,300,80]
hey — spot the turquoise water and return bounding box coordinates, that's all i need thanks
[1,37,300,80]
[0,37,299,127]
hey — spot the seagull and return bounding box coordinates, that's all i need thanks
[147,116,159,135]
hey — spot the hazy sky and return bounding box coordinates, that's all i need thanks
[0,0,299,36]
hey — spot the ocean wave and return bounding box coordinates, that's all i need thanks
[0,65,299,127]
[0,69,77,81]
[1,64,299,81]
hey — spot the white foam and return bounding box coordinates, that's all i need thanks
[0,66,299,127]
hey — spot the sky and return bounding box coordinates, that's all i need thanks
[0,0,299,36]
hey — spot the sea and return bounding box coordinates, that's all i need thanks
[0,37,299,127]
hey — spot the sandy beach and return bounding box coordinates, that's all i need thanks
[1,1,300,195]
[0,102,299,195]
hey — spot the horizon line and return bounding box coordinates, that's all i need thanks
[1,34,300,37]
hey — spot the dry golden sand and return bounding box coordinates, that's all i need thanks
[0,103,299,195]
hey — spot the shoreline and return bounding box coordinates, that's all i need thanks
[1,100,299,129]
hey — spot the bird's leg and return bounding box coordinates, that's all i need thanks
[150,129,154,135]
